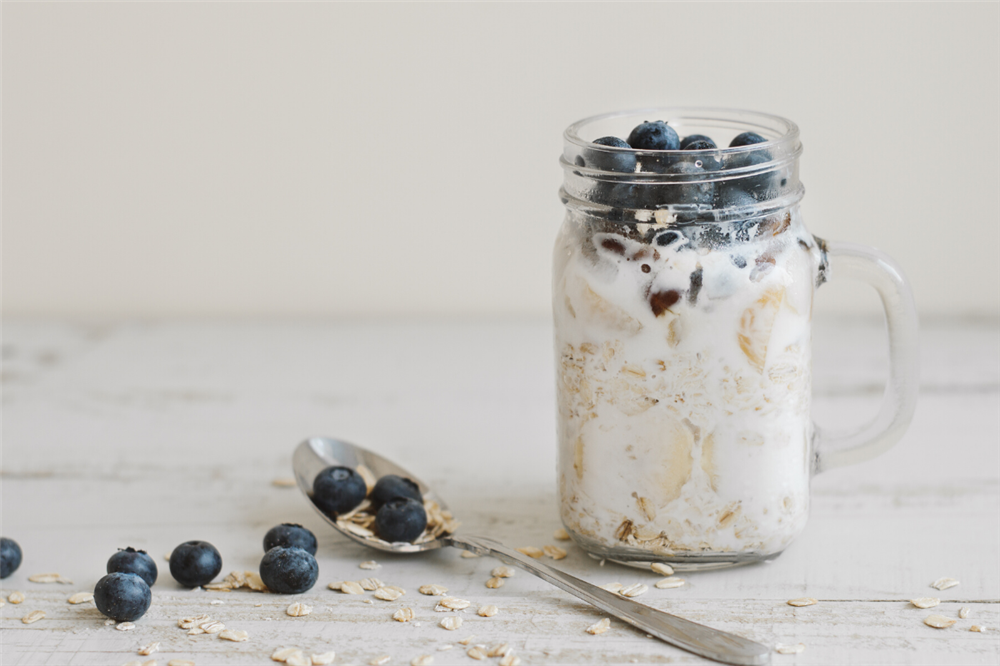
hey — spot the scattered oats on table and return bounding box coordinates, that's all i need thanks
[931,577,959,591]
[164,552,172,562]
[774,643,805,655]
[478,605,498,617]
[219,629,249,642]
[440,616,463,631]
[787,597,817,607]
[586,618,611,635]
[516,546,544,558]
[374,585,405,601]
[467,646,488,660]
[167,661,196,666]
[924,614,957,629]
[460,550,479,558]
[620,583,648,598]
[340,581,366,595]
[28,573,73,584]
[553,528,570,541]
[458,635,477,645]
[599,582,623,593]
[436,597,471,611]
[959,607,971,619]
[487,643,511,657]
[412,655,434,666]
[210,599,225,605]
[286,656,312,666]
[438,644,453,651]
[910,598,940,609]
[543,544,567,560]
[286,602,312,617]
[311,651,337,665]
[970,625,989,632]
[393,607,415,622]
[655,577,685,589]
[105,619,116,626]
[485,577,504,589]
[8,591,25,604]
[650,562,674,576]
[491,566,515,578]
[368,656,390,666]
[499,654,521,666]
[116,621,136,631]
[359,577,385,591]
[138,642,160,656]
[272,477,297,487]
[68,592,94,604]
[359,560,380,570]
[271,647,305,662]
[178,614,211,629]
[22,610,45,624]
[419,584,448,596]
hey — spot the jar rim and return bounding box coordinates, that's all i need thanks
[564,107,800,154]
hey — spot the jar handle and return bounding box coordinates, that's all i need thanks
[812,240,920,474]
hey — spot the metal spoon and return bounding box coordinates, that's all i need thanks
[293,436,771,666]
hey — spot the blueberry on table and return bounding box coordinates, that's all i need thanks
[107,547,158,587]
[263,524,318,556]
[680,134,716,150]
[371,474,423,509]
[94,572,151,622]
[627,120,680,151]
[1,537,22,579]
[582,136,637,173]
[169,540,222,588]
[259,546,319,594]
[312,466,368,517]
[375,498,428,543]
[729,131,768,147]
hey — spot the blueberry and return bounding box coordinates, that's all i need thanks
[729,131,767,147]
[681,140,723,172]
[371,474,423,510]
[259,546,318,594]
[312,466,367,518]
[680,134,716,150]
[169,540,222,588]
[94,572,151,622]
[107,547,157,587]
[627,120,680,151]
[374,497,427,543]
[1,538,22,579]
[263,524,317,556]
[722,149,776,201]
[715,187,758,210]
[655,231,681,247]
[663,161,715,206]
[581,136,637,174]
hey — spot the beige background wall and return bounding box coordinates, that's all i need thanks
[4,3,998,319]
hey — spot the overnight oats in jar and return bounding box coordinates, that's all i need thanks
[554,109,829,569]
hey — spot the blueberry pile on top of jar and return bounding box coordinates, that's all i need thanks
[574,119,789,216]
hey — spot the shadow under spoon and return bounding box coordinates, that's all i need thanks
[293,436,771,666]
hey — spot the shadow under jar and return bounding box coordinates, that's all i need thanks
[553,108,918,570]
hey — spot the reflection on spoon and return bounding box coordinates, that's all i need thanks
[293,437,771,666]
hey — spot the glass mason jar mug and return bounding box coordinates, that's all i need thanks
[553,109,919,569]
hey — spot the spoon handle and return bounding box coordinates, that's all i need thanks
[446,534,771,666]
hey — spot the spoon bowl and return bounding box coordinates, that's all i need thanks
[293,436,447,553]
[292,436,771,666]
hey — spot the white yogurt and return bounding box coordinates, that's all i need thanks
[553,207,822,560]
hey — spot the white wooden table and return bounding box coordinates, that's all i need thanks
[2,318,998,666]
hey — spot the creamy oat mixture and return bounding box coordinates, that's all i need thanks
[553,205,824,559]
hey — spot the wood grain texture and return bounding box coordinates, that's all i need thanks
[2,318,998,665]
